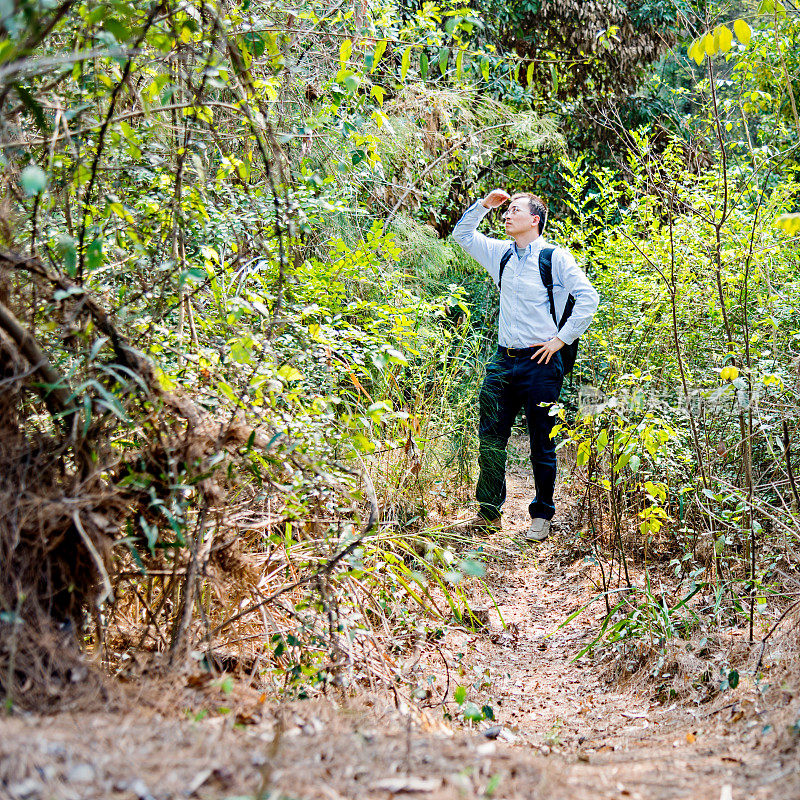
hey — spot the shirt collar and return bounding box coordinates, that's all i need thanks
[513,235,548,258]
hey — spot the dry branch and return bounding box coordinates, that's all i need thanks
[0,298,74,422]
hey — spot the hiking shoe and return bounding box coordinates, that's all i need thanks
[524,518,550,542]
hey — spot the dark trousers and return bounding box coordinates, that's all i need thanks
[477,348,563,521]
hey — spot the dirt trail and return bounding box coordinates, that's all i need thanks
[1,460,798,800]
[422,459,799,799]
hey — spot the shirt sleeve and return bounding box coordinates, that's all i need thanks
[553,247,600,345]
[451,200,509,286]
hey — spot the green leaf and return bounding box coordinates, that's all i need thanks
[243,31,265,56]
[615,451,632,472]
[370,85,385,105]
[596,428,609,452]
[85,5,109,25]
[438,46,448,76]
[459,558,485,578]
[401,46,411,81]
[526,61,535,86]
[703,32,718,56]
[371,39,387,71]
[183,267,207,283]
[339,38,353,64]
[775,214,800,235]
[103,19,129,43]
[462,702,483,722]
[367,400,390,423]
[108,201,127,219]
[734,19,751,45]
[550,63,558,94]
[351,432,375,453]
[119,119,141,158]
[456,49,464,80]
[53,286,83,301]
[481,704,495,721]
[419,51,428,79]
[454,685,467,705]
[231,339,252,364]
[147,29,173,54]
[628,454,641,474]
[728,669,739,689]
[385,347,407,365]
[56,234,77,275]
[20,164,47,196]
[87,336,108,363]
[480,58,490,81]
[277,365,303,381]
[139,515,159,553]
[0,40,15,65]
[85,237,103,272]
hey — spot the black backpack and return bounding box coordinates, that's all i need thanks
[499,246,579,375]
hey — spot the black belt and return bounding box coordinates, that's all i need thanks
[498,346,537,358]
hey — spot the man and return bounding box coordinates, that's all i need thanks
[452,188,599,542]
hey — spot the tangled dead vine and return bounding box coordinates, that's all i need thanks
[0,252,258,705]
[0,241,388,710]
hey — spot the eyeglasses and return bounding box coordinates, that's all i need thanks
[503,205,530,217]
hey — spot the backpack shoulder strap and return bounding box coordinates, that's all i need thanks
[498,246,513,292]
[539,246,577,331]
[538,247,557,325]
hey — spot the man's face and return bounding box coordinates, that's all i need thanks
[503,199,540,237]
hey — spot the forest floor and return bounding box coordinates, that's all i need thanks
[2,445,799,800]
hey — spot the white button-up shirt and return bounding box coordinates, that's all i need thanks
[452,201,599,348]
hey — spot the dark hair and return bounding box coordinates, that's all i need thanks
[511,192,548,234]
